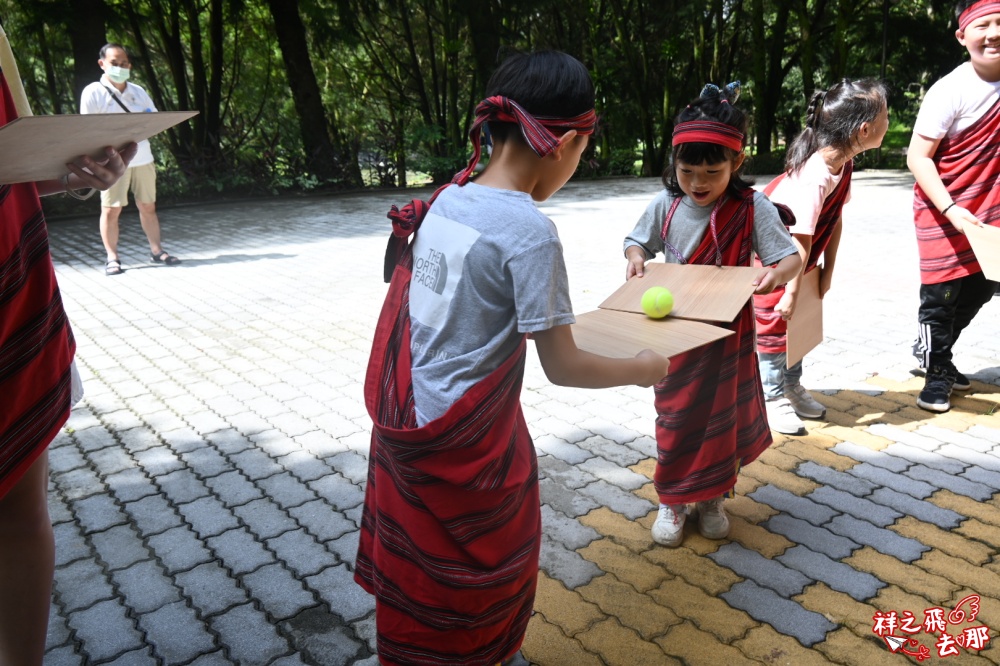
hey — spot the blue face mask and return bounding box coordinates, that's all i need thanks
[106,65,130,84]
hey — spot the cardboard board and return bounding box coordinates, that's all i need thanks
[0,111,199,184]
[786,268,824,367]
[598,262,762,323]
[964,222,1000,282]
[571,309,734,360]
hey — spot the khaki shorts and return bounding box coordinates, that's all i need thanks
[101,162,157,207]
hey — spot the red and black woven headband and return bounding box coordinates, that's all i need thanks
[671,120,745,153]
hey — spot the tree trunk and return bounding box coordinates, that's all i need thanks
[265,0,361,185]
[67,0,107,105]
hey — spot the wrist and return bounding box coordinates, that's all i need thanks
[941,202,956,215]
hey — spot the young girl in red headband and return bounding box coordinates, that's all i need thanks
[624,83,801,548]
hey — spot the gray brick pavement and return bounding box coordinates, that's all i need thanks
[38,175,1000,664]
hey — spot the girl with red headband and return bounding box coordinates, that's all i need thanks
[624,83,801,548]
[357,50,669,665]
[754,79,889,436]
[906,0,1000,413]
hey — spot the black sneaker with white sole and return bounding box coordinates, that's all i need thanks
[916,366,953,413]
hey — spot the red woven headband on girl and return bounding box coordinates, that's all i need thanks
[452,96,598,185]
[959,0,1000,29]
[672,120,745,152]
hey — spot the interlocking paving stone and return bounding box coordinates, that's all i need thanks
[203,469,264,507]
[577,456,649,490]
[539,536,604,590]
[268,529,338,577]
[140,600,216,662]
[825,514,929,562]
[147,525,215,573]
[306,564,376,622]
[795,461,878,496]
[541,504,602,551]
[232,498,297,539]
[209,603,289,664]
[538,476,602,518]
[242,563,318,620]
[49,447,87,474]
[845,461,936,499]
[156,468,212,504]
[721,580,837,647]
[207,527,275,575]
[280,606,367,665]
[133,445,186,477]
[868,487,964,529]
[776,545,885,601]
[308,473,366,511]
[175,562,249,616]
[66,598,144,662]
[53,521,92,566]
[111,560,182,613]
[904,464,996,502]
[90,524,150,570]
[86,446,137,477]
[104,467,160,503]
[831,441,910,472]
[747,484,838,526]
[257,471,319,509]
[806,486,902,528]
[533,434,592,465]
[577,479,654,520]
[53,467,106,501]
[882,443,967,475]
[961,465,1000,491]
[287,500,357,543]
[762,514,860,560]
[708,543,811,598]
[230,447,286,481]
[178,495,241,538]
[537,455,594,490]
[55,558,115,611]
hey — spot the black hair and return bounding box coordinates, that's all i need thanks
[662,85,752,198]
[955,0,979,20]
[484,50,595,144]
[99,43,129,60]
[785,78,887,174]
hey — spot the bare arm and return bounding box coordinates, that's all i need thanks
[753,251,802,295]
[532,324,669,388]
[34,143,138,197]
[907,132,980,234]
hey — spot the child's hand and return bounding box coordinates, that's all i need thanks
[945,206,981,235]
[775,291,797,320]
[66,143,139,191]
[634,349,670,386]
[752,268,780,295]
[625,246,647,280]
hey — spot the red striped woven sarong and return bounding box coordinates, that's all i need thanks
[356,255,539,666]
[914,99,1000,285]
[754,161,853,354]
[653,190,771,504]
[0,69,75,501]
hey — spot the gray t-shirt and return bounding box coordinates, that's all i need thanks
[409,182,575,425]
[624,189,796,266]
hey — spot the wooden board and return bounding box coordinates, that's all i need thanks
[571,309,734,360]
[964,222,1000,282]
[0,111,199,184]
[598,262,762,323]
[786,267,824,367]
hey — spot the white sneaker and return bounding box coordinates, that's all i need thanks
[651,503,687,547]
[784,384,826,419]
[696,497,730,539]
[766,398,805,436]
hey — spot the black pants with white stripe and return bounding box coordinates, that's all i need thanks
[913,271,998,370]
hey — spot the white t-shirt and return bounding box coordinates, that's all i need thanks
[913,61,1000,140]
[80,77,157,166]
[409,182,575,425]
[766,152,848,235]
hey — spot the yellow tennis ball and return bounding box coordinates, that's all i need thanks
[641,286,674,319]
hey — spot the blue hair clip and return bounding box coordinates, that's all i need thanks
[700,81,741,103]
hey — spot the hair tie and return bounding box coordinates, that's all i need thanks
[699,81,741,103]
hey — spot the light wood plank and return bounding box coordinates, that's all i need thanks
[571,309,734,360]
[964,222,1000,281]
[786,267,824,367]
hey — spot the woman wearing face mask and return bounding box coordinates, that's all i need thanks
[80,43,181,276]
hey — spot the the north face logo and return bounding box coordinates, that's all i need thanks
[413,248,448,295]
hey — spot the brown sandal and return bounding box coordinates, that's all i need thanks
[150,250,181,265]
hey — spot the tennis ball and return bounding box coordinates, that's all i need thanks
[641,286,674,319]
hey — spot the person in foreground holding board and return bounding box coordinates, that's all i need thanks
[355,50,669,666]
[0,20,136,666]
[623,83,800,549]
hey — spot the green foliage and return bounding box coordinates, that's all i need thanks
[3,0,967,201]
